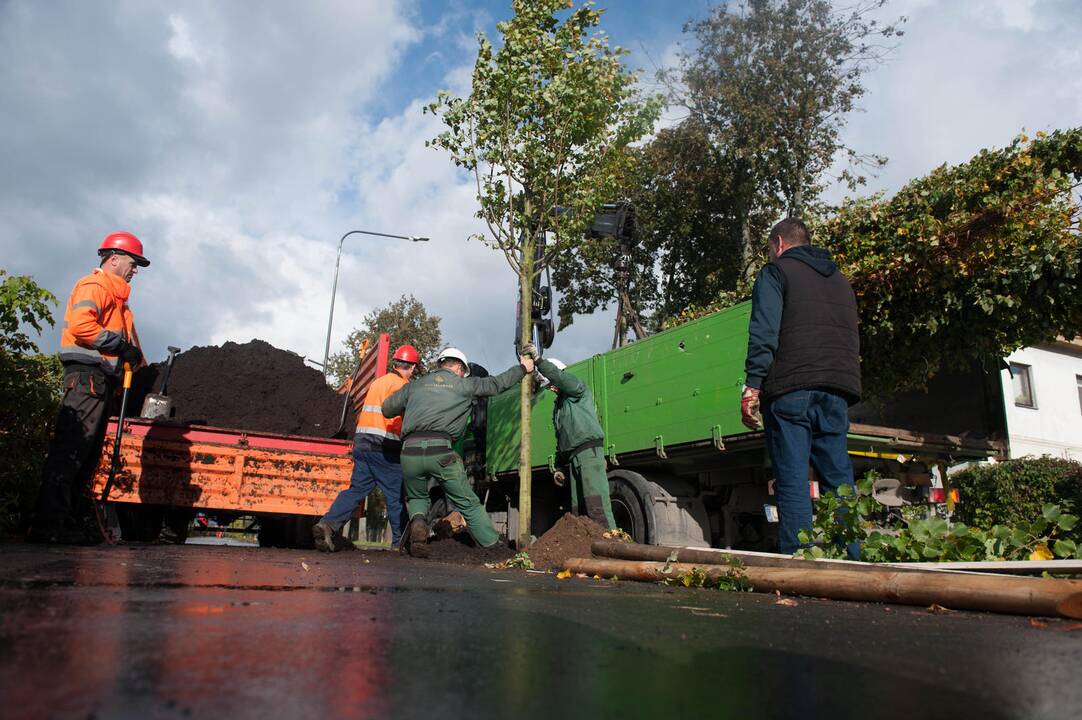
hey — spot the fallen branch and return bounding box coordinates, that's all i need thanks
[590,540,1082,576]
[563,557,1082,619]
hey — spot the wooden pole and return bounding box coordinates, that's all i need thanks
[563,557,1082,619]
[590,540,926,574]
[590,540,1082,576]
[516,233,534,550]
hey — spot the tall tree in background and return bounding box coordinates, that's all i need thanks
[426,0,660,546]
[326,294,442,387]
[664,0,905,280]
[554,0,904,327]
[552,123,744,334]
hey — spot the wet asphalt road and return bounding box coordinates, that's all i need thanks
[1,542,1079,720]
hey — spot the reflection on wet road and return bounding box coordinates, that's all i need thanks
[0,543,1079,719]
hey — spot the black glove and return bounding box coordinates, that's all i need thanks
[117,341,143,368]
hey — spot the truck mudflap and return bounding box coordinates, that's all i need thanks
[88,418,354,516]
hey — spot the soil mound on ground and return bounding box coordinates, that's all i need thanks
[131,339,352,437]
[424,536,515,566]
[526,513,608,571]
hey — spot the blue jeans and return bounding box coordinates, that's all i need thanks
[322,442,407,545]
[763,389,859,559]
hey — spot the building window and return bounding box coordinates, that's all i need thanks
[1011,363,1035,408]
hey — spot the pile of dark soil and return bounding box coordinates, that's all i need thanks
[526,513,608,571]
[131,340,352,437]
[423,536,515,566]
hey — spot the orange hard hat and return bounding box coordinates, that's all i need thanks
[99,231,150,267]
[393,344,420,364]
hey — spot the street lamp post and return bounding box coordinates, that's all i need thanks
[322,229,430,377]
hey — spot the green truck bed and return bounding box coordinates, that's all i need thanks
[485,302,752,474]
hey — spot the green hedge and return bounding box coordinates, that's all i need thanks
[1,270,61,535]
[0,350,62,534]
[951,457,1082,541]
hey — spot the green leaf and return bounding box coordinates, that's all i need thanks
[1053,539,1077,558]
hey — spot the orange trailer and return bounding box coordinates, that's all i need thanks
[88,334,392,547]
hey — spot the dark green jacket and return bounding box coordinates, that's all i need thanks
[383,364,526,441]
[537,359,604,462]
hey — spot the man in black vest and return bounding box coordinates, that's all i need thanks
[741,218,862,558]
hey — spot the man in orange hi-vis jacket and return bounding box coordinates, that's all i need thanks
[312,344,419,552]
[29,232,149,544]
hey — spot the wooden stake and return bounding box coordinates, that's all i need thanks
[564,557,1082,619]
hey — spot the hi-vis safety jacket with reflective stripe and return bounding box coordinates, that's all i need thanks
[356,371,409,442]
[59,268,142,376]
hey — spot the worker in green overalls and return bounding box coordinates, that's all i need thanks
[535,358,616,529]
[382,346,536,557]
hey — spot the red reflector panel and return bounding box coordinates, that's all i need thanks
[928,488,946,503]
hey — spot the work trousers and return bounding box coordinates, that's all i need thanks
[763,389,859,559]
[34,366,114,532]
[401,441,498,548]
[568,446,616,529]
[322,442,407,545]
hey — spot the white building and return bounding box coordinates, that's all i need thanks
[1000,339,1082,461]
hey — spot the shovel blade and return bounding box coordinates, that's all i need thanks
[141,393,174,420]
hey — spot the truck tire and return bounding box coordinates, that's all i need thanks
[257,516,285,547]
[285,515,317,549]
[257,515,317,549]
[608,477,647,544]
[116,504,164,542]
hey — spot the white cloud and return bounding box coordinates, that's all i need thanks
[827,0,1082,201]
[978,0,1039,32]
[7,0,1077,377]
[167,14,204,66]
[0,0,418,364]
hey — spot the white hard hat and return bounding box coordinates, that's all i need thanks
[437,347,470,376]
[537,357,566,387]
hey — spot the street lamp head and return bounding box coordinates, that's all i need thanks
[323,228,431,377]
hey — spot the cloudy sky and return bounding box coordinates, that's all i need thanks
[2,0,1079,373]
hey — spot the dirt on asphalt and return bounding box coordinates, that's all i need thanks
[132,339,352,437]
[423,536,516,566]
[526,513,608,571]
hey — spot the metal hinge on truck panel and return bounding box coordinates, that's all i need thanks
[711,424,725,451]
[654,435,667,459]
[607,444,619,465]
[547,454,556,473]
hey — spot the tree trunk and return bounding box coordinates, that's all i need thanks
[740,212,756,281]
[517,240,534,550]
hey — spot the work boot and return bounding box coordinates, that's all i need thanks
[312,520,338,553]
[400,516,430,558]
[331,531,356,552]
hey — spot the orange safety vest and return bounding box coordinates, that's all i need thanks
[59,268,142,376]
[356,371,408,441]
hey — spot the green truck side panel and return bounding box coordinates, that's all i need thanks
[485,302,753,474]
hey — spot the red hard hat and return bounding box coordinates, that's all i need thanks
[393,344,420,364]
[99,231,150,267]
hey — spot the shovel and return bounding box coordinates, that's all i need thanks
[95,361,134,544]
[140,345,181,419]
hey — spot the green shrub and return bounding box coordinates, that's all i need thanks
[950,457,1082,541]
[0,270,60,534]
[796,478,1082,562]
